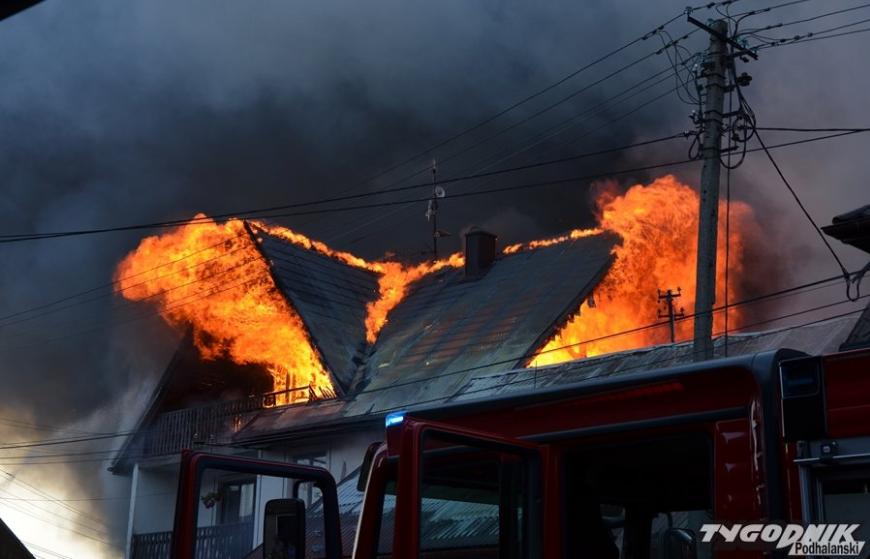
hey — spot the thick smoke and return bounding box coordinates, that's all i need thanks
[0,0,867,553]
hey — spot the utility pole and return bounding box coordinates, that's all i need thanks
[691,18,728,361]
[426,160,449,262]
[658,288,685,344]
[426,161,439,261]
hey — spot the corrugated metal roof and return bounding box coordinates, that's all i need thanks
[452,315,860,402]
[251,226,380,393]
[233,313,862,444]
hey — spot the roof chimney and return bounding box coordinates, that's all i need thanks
[464,227,497,279]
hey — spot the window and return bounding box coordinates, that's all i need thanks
[219,477,256,525]
[563,434,713,559]
[817,468,870,559]
[293,452,328,506]
[418,431,535,558]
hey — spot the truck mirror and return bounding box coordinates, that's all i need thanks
[662,527,697,559]
[263,498,306,559]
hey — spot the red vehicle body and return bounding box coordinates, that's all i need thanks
[171,348,870,558]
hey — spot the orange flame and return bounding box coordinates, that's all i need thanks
[502,227,603,254]
[115,215,335,402]
[115,215,464,398]
[116,174,756,397]
[364,254,464,342]
[530,175,756,366]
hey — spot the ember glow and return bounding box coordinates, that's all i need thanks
[530,175,757,366]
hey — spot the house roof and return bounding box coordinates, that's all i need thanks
[345,231,617,415]
[841,303,870,351]
[249,225,380,394]
[112,226,618,470]
[231,313,862,444]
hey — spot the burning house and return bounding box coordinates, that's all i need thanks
[109,178,870,558]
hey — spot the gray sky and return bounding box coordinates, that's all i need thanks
[0,1,867,554]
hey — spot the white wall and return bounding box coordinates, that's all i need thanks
[132,462,179,535]
[125,424,383,554]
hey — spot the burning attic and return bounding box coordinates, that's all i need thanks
[112,175,758,408]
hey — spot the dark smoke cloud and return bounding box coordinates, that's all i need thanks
[0,0,867,551]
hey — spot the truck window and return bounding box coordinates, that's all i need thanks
[418,432,535,558]
[368,436,538,559]
[817,468,870,559]
[194,467,328,559]
[564,434,712,559]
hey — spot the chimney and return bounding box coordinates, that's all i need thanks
[464,227,497,279]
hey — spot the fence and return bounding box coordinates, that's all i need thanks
[131,521,254,559]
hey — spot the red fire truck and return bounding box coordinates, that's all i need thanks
[170,347,870,558]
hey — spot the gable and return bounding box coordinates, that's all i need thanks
[250,226,380,394]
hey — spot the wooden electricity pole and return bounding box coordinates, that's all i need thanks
[691,19,728,361]
[658,288,685,344]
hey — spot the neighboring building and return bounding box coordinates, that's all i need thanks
[112,210,870,558]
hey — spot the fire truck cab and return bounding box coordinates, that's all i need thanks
[170,348,870,558]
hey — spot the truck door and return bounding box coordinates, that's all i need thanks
[170,450,343,559]
[391,418,545,559]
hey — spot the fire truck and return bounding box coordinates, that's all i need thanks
[169,347,870,558]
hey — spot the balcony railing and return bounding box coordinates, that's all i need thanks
[131,522,254,559]
[141,386,315,458]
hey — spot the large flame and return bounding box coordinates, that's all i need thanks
[116,174,756,399]
[115,215,464,400]
[251,220,465,342]
[115,216,334,402]
[530,175,756,366]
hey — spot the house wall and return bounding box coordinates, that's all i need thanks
[125,424,382,555]
[131,462,179,535]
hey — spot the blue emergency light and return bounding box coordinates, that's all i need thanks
[385,411,406,428]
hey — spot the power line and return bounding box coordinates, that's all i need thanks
[0,243,252,333]
[0,431,136,450]
[0,254,259,343]
[321,5,710,195]
[739,2,870,36]
[0,25,709,245]
[0,232,245,325]
[349,271,859,399]
[0,270,854,455]
[0,274,258,353]
[372,304,867,415]
[226,129,870,223]
[755,130,852,281]
[0,132,688,244]
[750,15,870,48]
[0,497,114,547]
[0,130,864,351]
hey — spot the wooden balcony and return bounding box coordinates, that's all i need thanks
[141,386,314,458]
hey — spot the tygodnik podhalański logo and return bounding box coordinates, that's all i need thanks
[701,523,866,556]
